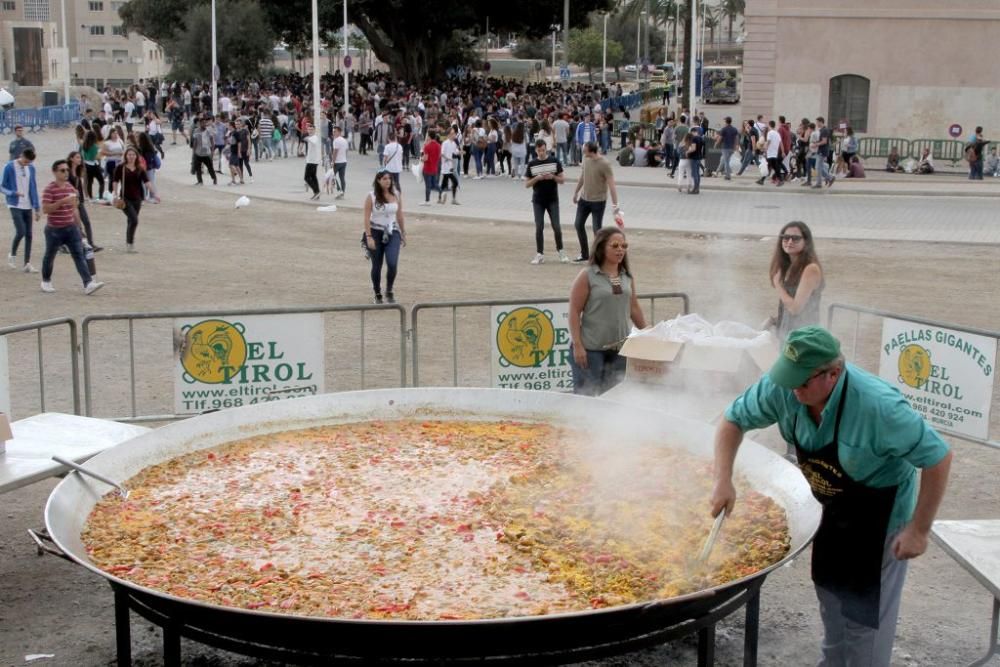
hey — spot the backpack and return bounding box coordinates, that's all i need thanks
[965,144,977,162]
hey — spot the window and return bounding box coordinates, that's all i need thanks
[89,25,104,35]
[23,0,48,20]
[828,74,870,133]
[88,49,106,59]
[111,0,124,9]
[88,1,103,10]
[112,24,126,36]
[1,1,16,11]
[112,49,128,61]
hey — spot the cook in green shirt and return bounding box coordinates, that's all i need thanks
[723,362,950,534]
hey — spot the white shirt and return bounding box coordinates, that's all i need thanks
[553,118,570,143]
[332,136,348,164]
[220,96,232,113]
[383,140,403,173]
[440,139,459,173]
[304,135,321,165]
[124,101,136,120]
[135,91,145,106]
[765,129,782,159]
[103,101,112,116]
[12,161,30,209]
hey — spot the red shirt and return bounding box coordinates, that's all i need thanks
[779,124,793,154]
[422,140,441,175]
[42,181,78,228]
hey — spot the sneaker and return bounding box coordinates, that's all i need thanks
[826,176,836,188]
[22,263,38,273]
[92,245,104,253]
[530,253,545,265]
[572,255,588,263]
[335,193,344,200]
[558,249,570,263]
[40,281,55,293]
[385,292,396,304]
[7,254,17,269]
[84,280,105,295]
[418,201,431,206]
[451,199,460,205]
[126,244,137,253]
[372,294,383,304]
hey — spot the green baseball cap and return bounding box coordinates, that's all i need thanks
[768,326,841,389]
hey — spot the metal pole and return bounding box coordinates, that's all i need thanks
[311,0,321,133]
[563,0,569,68]
[59,0,69,104]
[485,16,489,69]
[343,0,349,116]
[635,15,640,83]
[551,30,556,80]
[211,0,218,117]
[689,0,698,112]
[602,12,607,85]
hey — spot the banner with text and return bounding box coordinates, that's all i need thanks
[174,314,325,415]
[0,336,9,415]
[491,303,573,392]
[879,317,996,440]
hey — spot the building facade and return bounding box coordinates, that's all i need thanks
[65,0,166,88]
[0,0,69,90]
[743,0,1000,138]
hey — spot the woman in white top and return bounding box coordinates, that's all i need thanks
[510,121,527,179]
[100,127,125,186]
[363,169,407,304]
[439,127,461,205]
[381,131,404,193]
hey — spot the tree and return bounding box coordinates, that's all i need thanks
[121,0,613,80]
[167,0,275,80]
[721,0,745,42]
[513,38,552,64]
[568,27,623,82]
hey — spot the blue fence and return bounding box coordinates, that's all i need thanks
[0,103,81,133]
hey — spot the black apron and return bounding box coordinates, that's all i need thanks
[793,373,898,628]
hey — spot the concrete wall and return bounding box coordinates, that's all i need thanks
[744,0,1000,138]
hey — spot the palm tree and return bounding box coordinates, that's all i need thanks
[722,0,745,43]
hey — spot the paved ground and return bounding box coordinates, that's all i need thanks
[0,128,997,667]
[153,137,1000,246]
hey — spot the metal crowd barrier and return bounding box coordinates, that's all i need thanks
[81,305,407,422]
[411,292,689,387]
[0,317,80,417]
[0,103,81,133]
[827,303,1000,450]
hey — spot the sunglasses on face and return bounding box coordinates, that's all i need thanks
[609,242,629,250]
[780,234,804,243]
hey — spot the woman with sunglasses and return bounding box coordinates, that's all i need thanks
[568,227,647,396]
[768,221,824,341]
[363,169,406,304]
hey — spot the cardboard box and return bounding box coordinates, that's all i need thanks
[618,332,779,395]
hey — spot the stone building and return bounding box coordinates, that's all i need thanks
[0,0,69,90]
[742,0,1000,138]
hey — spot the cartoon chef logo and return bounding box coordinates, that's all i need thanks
[496,307,556,368]
[179,319,248,384]
[897,344,931,389]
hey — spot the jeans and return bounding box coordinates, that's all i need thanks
[123,199,142,244]
[9,207,33,263]
[573,199,606,259]
[531,199,563,254]
[556,141,569,165]
[737,149,755,175]
[512,154,525,178]
[485,142,496,175]
[370,228,401,296]
[970,159,984,180]
[720,148,734,178]
[600,129,611,155]
[423,172,439,202]
[41,224,91,286]
[813,152,832,186]
[690,158,702,191]
[662,145,675,170]
[569,344,625,396]
[333,163,346,193]
[473,146,483,176]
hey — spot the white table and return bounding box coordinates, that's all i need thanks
[0,412,149,494]
[931,519,1000,667]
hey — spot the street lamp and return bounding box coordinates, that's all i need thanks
[211,0,218,117]
[310,0,320,133]
[602,12,607,85]
[550,23,560,81]
[636,11,646,83]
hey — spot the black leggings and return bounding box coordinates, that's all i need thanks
[441,173,458,196]
[79,203,95,245]
[463,147,472,175]
[304,163,320,194]
[85,163,105,200]
[124,199,142,244]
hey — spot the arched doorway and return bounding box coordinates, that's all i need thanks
[828,74,870,132]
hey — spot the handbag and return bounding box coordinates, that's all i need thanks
[112,197,126,210]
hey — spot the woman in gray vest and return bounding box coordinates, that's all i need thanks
[568,227,648,396]
[767,221,825,341]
